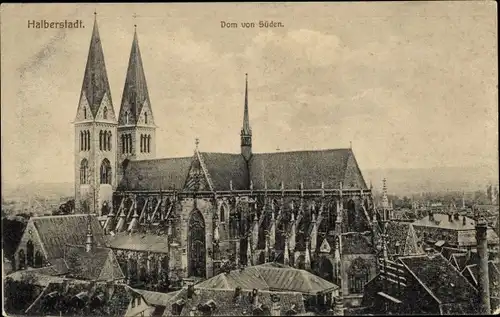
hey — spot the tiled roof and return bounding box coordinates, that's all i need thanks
[462,261,500,294]
[5,270,87,288]
[26,281,132,316]
[64,245,124,281]
[341,232,374,255]
[196,263,338,295]
[118,157,192,191]
[80,18,112,117]
[31,214,106,260]
[399,254,477,305]
[384,222,411,255]
[412,214,476,230]
[177,288,306,316]
[249,149,366,190]
[132,288,181,306]
[118,148,369,192]
[107,232,171,253]
[200,152,249,190]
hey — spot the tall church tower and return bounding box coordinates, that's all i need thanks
[241,73,252,161]
[74,14,117,216]
[117,26,156,183]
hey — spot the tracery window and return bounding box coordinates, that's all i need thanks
[100,159,112,184]
[188,210,206,278]
[80,159,89,184]
[347,258,370,294]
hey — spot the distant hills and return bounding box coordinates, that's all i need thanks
[2,165,498,200]
[363,165,498,195]
[2,182,73,201]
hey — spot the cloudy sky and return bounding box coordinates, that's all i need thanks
[1,2,497,186]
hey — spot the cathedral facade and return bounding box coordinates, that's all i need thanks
[74,16,381,305]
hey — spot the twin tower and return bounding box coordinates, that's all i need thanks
[74,16,253,215]
[74,16,156,215]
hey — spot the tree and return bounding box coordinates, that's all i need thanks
[4,272,38,314]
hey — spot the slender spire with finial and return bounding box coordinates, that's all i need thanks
[195,137,200,152]
[241,73,252,161]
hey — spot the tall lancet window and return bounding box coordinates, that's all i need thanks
[103,107,108,120]
[144,112,148,124]
[125,111,130,124]
[147,135,151,153]
[84,107,87,119]
[100,159,112,184]
[80,159,89,184]
[107,131,112,151]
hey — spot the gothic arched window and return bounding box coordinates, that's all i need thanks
[121,135,125,154]
[147,135,151,153]
[188,210,206,278]
[86,130,91,151]
[347,258,370,294]
[18,249,26,269]
[27,240,34,267]
[220,204,227,223]
[107,131,112,151]
[100,159,112,184]
[103,107,108,120]
[84,107,87,119]
[99,131,103,151]
[80,159,89,184]
[35,251,43,268]
[128,134,133,153]
[140,135,144,153]
[80,131,83,151]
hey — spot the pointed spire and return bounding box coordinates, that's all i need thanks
[242,73,251,134]
[80,12,113,118]
[240,73,252,160]
[119,25,152,125]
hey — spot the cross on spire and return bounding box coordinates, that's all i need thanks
[133,13,137,28]
[195,137,200,150]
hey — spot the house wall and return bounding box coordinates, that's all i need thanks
[14,221,48,270]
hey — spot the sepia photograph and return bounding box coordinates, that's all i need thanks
[1,2,498,316]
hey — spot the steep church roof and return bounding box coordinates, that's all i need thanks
[118,28,153,125]
[29,214,107,260]
[249,148,367,190]
[119,148,367,192]
[80,16,113,118]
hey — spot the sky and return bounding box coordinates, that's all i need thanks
[1,2,498,186]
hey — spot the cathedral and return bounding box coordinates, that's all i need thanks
[74,16,381,307]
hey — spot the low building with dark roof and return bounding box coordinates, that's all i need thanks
[412,212,499,250]
[461,261,500,312]
[362,253,480,315]
[11,214,125,284]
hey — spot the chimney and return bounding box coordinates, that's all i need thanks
[270,295,281,316]
[233,287,242,301]
[251,289,259,307]
[395,241,401,255]
[475,220,490,315]
[187,284,195,299]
